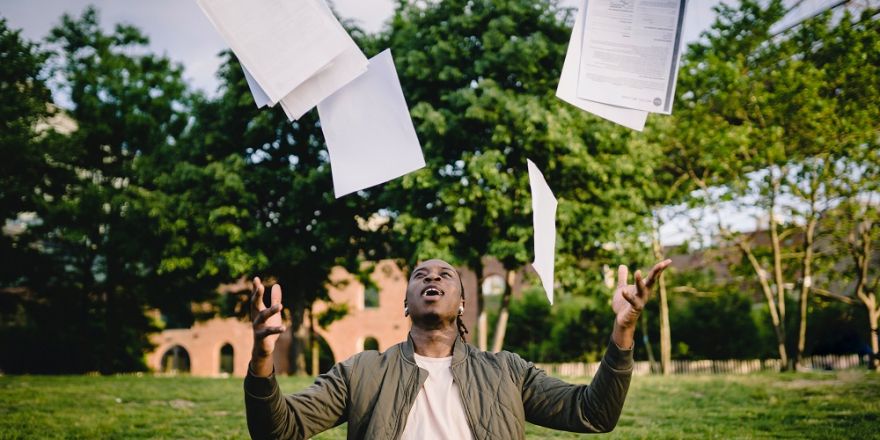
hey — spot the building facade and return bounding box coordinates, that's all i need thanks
[146,259,487,377]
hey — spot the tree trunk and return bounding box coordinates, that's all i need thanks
[796,217,817,368]
[652,219,672,375]
[767,174,792,371]
[290,305,308,376]
[640,312,659,374]
[739,240,789,369]
[868,301,879,372]
[491,270,517,353]
[474,260,488,351]
[851,219,878,371]
[657,273,671,374]
[308,306,319,376]
[768,171,794,371]
[478,310,488,351]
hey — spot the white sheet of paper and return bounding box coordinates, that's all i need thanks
[278,0,368,120]
[556,1,647,131]
[196,0,349,105]
[576,0,687,114]
[527,159,558,305]
[243,66,271,108]
[237,0,369,119]
[317,49,426,198]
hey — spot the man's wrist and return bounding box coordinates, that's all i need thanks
[250,350,274,377]
[611,322,636,350]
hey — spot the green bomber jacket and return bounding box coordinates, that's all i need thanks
[244,335,634,440]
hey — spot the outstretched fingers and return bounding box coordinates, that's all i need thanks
[254,304,282,325]
[644,259,672,288]
[635,270,650,303]
[617,265,629,289]
[254,325,286,339]
[270,283,282,307]
[250,277,266,320]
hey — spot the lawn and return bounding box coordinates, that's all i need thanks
[1,370,878,439]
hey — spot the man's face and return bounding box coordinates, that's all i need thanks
[405,259,464,323]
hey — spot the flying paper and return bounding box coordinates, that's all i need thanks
[235,0,369,119]
[527,159,558,305]
[556,0,648,131]
[278,45,368,120]
[576,0,687,114]
[195,0,349,105]
[243,67,271,108]
[317,49,426,198]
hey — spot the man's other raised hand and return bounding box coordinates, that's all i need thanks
[250,277,285,377]
[610,259,672,349]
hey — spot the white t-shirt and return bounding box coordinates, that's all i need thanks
[400,354,474,440]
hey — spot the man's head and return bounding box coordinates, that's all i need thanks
[405,259,466,332]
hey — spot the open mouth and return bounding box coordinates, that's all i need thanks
[421,287,444,297]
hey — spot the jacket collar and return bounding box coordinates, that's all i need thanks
[402,331,470,366]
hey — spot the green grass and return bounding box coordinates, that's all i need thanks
[1,370,878,439]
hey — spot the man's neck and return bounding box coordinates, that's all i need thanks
[409,325,457,358]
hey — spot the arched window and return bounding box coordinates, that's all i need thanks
[364,287,380,308]
[363,336,379,351]
[219,343,234,375]
[161,345,191,373]
[482,274,505,296]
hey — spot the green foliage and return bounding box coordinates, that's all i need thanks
[647,0,880,364]
[316,303,349,329]
[375,0,658,304]
[0,8,198,373]
[671,292,768,360]
[0,19,52,222]
[505,285,615,362]
[0,8,264,372]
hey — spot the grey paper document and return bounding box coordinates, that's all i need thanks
[556,0,647,131]
[576,0,687,114]
[317,49,426,198]
[527,159,558,305]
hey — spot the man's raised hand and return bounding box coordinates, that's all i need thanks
[250,277,285,376]
[610,259,672,349]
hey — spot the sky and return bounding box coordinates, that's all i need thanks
[2,0,722,96]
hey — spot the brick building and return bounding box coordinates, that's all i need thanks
[144,259,517,377]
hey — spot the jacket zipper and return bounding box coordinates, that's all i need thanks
[392,366,421,439]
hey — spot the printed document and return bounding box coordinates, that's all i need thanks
[577,0,686,114]
[556,0,647,131]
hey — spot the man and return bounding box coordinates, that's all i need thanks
[245,258,671,439]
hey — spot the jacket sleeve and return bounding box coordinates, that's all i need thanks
[514,340,634,433]
[243,356,354,440]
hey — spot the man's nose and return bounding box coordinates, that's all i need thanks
[424,273,441,282]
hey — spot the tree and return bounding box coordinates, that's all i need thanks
[0,18,52,291]
[655,1,880,370]
[0,8,195,372]
[376,0,657,351]
[0,19,56,367]
[1,7,265,373]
